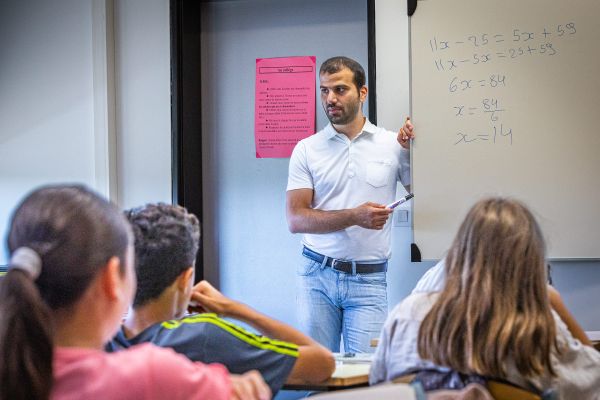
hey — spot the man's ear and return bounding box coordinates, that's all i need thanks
[360,85,368,102]
[176,267,195,291]
[100,256,123,301]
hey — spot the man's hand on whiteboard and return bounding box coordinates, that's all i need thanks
[397,117,414,149]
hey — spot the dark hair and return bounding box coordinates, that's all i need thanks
[125,203,200,308]
[319,56,366,92]
[0,184,130,400]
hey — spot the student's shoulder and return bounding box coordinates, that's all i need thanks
[160,312,222,330]
[389,292,439,323]
[107,322,164,351]
[412,259,447,294]
[153,313,228,342]
[159,313,256,342]
[194,314,300,357]
[159,313,299,356]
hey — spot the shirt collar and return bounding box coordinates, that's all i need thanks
[324,119,377,140]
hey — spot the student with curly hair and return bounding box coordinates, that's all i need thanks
[107,203,334,394]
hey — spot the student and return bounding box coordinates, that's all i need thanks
[369,197,600,398]
[0,185,270,400]
[107,203,335,394]
[413,250,591,346]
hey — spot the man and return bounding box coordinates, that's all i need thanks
[286,56,415,353]
[107,203,334,394]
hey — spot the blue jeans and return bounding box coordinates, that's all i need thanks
[296,255,388,353]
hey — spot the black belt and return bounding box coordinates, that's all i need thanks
[302,246,387,274]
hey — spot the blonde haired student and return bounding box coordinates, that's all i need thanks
[370,197,600,398]
[0,185,270,400]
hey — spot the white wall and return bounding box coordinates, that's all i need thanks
[0,0,96,263]
[0,0,171,263]
[114,0,171,209]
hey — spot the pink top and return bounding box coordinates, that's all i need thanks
[51,343,231,400]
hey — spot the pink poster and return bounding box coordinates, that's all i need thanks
[255,56,316,158]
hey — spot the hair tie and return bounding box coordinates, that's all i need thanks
[9,247,42,280]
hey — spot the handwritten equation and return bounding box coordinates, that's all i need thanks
[449,74,506,93]
[454,124,512,146]
[430,24,576,50]
[427,22,578,147]
[454,98,506,122]
[433,43,558,71]
[430,23,576,71]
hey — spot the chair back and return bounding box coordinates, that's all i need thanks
[486,380,544,400]
[311,383,423,399]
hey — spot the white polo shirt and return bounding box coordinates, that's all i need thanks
[287,120,410,261]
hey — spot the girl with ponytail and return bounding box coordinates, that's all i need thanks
[0,185,270,400]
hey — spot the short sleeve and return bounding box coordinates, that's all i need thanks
[412,259,446,294]
[287,141,313,191]
[144,345,231,400]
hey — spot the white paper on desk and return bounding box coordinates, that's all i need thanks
[333,353,373,364]
[312,383,416,399]
[586,331,600,341]
[331,363,371,379]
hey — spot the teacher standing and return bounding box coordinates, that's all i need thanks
[286,56,414,353]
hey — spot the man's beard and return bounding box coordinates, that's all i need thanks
[325,99,361,125]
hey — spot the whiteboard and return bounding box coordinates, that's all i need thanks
[411,0,600,259]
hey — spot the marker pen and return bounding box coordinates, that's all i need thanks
[386,193,414,209]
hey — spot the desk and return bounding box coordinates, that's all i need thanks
[283,360,370,391]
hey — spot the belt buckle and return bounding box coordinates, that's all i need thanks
[331,258,351,273]
[330,258,342,271]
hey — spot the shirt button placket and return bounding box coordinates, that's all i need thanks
[348,143,355,178]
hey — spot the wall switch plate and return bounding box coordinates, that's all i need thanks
[393,210,410,227]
